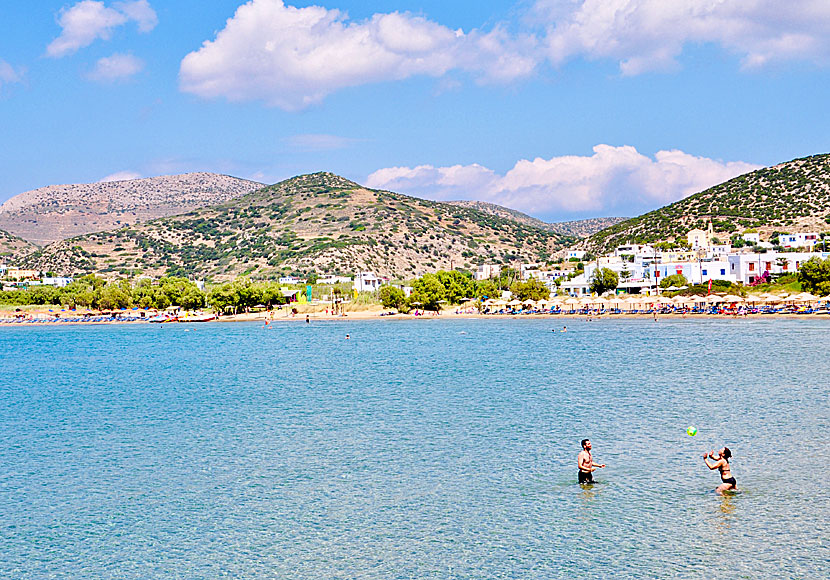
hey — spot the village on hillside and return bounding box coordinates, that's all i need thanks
[2,222,828,305]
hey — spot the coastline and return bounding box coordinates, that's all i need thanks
[2,304,828,326]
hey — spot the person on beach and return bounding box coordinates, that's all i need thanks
[578,439,605,484]
[704,447,737,494]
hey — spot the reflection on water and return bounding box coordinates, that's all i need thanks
[0,318,828,578]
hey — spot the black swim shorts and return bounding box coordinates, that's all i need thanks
[578,470,593,484]
[721,477,737,487]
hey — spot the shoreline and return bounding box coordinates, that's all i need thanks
[2,307,828,326]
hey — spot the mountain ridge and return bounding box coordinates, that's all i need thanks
[22,172,576,280]
[0,172,263,246]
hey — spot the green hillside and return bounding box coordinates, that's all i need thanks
[584,153,830,254]
[24,173,575,280]
[0,229,37,261]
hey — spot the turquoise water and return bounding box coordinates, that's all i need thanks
[1,318,827,578]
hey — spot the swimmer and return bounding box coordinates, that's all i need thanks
[562,326,567,332]
[345,334,350,340]
[703,447,737,494]
[577,439,605,484]
[306,315,310,324]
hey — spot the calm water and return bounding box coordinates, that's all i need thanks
[1,318,828,579]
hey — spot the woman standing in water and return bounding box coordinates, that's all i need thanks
[703,447,737,494]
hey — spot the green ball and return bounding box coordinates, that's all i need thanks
[686,426,698,436]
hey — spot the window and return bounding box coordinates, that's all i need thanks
[702,269,708,276]
[720,269,726,275]
[749,262,755,272]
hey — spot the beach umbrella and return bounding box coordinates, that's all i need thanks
[507,299,522,306]
[655,296,674,305]
[563,297,581,306]
[722,294,745,303]
[793,292,819,303]
[706,295,725,304]
[763,294,784,304]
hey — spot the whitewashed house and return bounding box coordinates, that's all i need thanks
[778,233,820,249]
[474,264,501,281]
[353,272,384,292]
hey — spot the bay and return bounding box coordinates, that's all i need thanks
[1,318,828,578]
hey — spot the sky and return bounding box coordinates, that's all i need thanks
[1,0,829,222]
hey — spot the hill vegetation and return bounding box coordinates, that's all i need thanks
[0,229,37,261]
[22,173,575,280]
[447,200,626,237]
[0,172,262,245]
[582,153,830,254]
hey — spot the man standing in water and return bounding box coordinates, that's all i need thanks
[578,439,605,484]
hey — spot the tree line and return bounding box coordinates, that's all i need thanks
[380,269,552,312]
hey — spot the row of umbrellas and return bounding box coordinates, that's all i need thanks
[481,292,829,309]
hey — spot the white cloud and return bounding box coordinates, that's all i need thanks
[99,170,142,182]
[47,0,158,58]
[366,145,760,218]
[0,59,24,88]
[534,0,830,74]
[179,0,539,110]
[87,53,144,81]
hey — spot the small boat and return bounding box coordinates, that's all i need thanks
[185,313,217,322]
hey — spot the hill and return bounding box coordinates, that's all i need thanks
[446,200,626,237]
[0,229,37,262]
[23,173,575,280]
[0,173,263,246]
[583,153,830,254]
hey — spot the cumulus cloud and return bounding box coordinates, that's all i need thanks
[99,170,142,182]
[179,0,539,110]
[534,0,830,74]
[366,145,760,219]
[87,53,144,81]
[0,59,24,88]
[47,0,157,58]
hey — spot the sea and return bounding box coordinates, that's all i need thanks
[1,318,828,579]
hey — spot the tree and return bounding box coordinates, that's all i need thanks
[510,277,550,301]
[409,273,446,311]
[379,286,409,312]
[798,257,830,296]
[659,273,688,289]
[475,279,499,299]
[589,268,618,295]
[434,270,476,304]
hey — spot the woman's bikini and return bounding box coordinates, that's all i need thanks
[719,460,736,487]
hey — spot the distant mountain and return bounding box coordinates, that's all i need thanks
[446,200,626,237]
[23,173,576,280]
[0,173,263,246]
[0,229,37,262]
[583,153,830,255]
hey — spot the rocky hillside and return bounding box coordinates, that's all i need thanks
[447,200,626,237]
[0,173,262,246]
[23,173,575,280]
[583,153,830,254]
[0,229,37,261]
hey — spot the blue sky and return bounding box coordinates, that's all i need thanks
[1,0,829,221]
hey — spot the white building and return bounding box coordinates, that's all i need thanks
[742,232,760,244]
[561,273,591,296]
[318,275,352,285]
[474,264,501,281]
[778,233,820,249]
[279,276,301,284]
[567,250,587,261]
[728,251,829,284]
[652,259,735,285]
[353,272,384,292]
[42,277,74,288]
